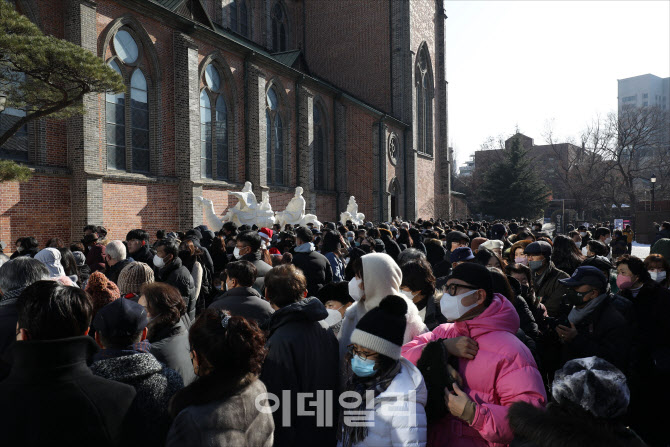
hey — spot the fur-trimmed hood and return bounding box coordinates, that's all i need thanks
[508,401,646,447]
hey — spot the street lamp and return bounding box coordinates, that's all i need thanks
[651,174,656,211]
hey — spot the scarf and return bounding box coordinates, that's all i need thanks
[341,360,402,447]
[568,293,608,325]
[92,339,152,362]
[294,242,315,253]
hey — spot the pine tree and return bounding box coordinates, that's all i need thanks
[0,2,124,182]
[477,136,551,219]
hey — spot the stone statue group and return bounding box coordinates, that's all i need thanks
[196,182,366,231]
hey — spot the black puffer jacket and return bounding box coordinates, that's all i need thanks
[149,320,197,386]
[291,248,333,297]
[240,251,273,293]
[260,297,339,447]
[157,257,197,322]
[91,351,184,447]
[208,286,274,325]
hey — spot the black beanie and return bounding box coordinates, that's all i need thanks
[350,295,407,360]
[447,263,493,299]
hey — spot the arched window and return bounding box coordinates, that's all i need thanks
[0,71,28,162]
[106,28,152,172]
[230,0,249,38]
[106,60,126,170]
[313,103,327,190]
[271,1,287,52]
[266,86,283,185]
[200,63,229,180]
[416,45,434,156]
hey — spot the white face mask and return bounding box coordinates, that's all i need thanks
[400,290,416,301]
[153,254,165,268]
[323,308,343,327]
[348,277,364,301]
[650,271,667,283]
[604,237,612,245]
[579,232,586,237]
[440,289,479,321]
[233,247,242,260]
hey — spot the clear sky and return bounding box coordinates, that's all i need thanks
[445,0,670,169]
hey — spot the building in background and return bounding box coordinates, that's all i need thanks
[458,154,475,177]
[618,74,669,113]
[0,0,451,244]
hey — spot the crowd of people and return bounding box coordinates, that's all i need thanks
[0,217,669,447]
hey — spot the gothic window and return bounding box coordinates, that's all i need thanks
[0,71,28,162]
[313,103,327,190]
[271,1,288,52]
[416,45,434,156]
[106,28,152,172]
[266,86,283,185]
[200,63,229,180]
[230,0,249,38]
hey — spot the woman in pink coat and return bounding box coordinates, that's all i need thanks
[402,263,546,447]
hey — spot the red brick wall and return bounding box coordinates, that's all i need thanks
[315,193,337,222]
[304,0,391,112]
[417,157,436,218]
[102,181,179,241]
[345,106,375,220]
[0,176,71,247]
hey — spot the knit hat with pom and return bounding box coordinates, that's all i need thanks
[350,295,408,360]
[116,262,155,296]
[85,271,120,314]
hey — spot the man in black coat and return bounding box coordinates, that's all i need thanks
[235,230,272,293]
[260,264,339,447]
[291,226,333,297]
[208,260,273,324]
[104,240,134,285]
[556,266,631,374]
[155,239,197,322]
[0,258,51,380]
[0,280,136,447]
[126,229,156,271]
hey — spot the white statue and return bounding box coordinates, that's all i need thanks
[276,186,322,229]
[340,196,365,226]
[196,196,224,232]
[196,181,262,230]
[223,181,258,227]
[256,191,277,228]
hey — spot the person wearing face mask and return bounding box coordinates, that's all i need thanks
[138,282,196,386]
[316,281,354,336]
[154,239,197,323]
[208,261,273,325]
[400,261,447,331]
[402,262,547,447]
[644,253,669,288]
[508,240,531,266]
[259,264,339,447]
[341,295,428,447]
[555,266,631,373]
[338,253,427,362]
[614,255,670,447]
[234,231,273,294]
[593,227,612,259]
[578,225,592,252]
[523,241,569,317]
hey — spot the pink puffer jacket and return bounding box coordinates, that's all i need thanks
[402,294,546,447]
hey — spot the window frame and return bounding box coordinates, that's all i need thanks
[266,84,285,186]
[312,100,328,190]
[415,44,434,157]
[271,0,288,52]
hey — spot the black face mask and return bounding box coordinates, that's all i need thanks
[520,284,530,297]
[565,288,593,306]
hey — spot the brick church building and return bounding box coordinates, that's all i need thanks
[0,0,451,244]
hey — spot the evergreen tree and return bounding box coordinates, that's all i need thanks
[0,2,124,182]
[477,136,550,219]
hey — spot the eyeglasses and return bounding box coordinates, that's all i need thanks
[445,283,479,296]
[347,344,377,361]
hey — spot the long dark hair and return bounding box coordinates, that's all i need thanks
[58,248,80,279]
[141,282,186,340]
[551,235,584,275]
[168,310,267,418]
[321,229,341,256]
[396,228,413,248]
[488,267,519,306]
